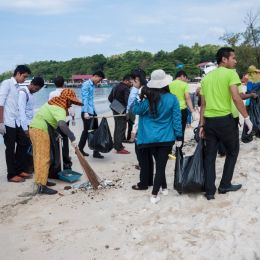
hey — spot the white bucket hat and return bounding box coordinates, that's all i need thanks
[147,69,173,89]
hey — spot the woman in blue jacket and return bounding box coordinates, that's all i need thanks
[131,69,182,204]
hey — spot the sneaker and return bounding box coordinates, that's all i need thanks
[161,189,168,196]
[116,149,130,154]
[37,185,57,195]
[150,195,160,204]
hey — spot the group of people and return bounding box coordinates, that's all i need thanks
[0,46,259,202]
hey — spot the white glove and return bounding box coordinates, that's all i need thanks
[84,112,90,119]
[71,141,78,149]
[244,116,253,134]
[192,111,199,121]
[175,141,182,147]
[0,123,6,135]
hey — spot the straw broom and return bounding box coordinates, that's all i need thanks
[75,147,100,189]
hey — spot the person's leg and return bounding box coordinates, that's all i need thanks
[3,126,17,180]
[180,109,188,150]
[151,146,171,196]
[187,108,192,126]
[127,113,135,140]
[204,119,219,195]
[218,117,239,188]
[29,128,50,186]
[15,126,31,174]
[78,112,89,153]
[113,114,126,151]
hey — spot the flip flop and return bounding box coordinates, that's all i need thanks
[19,172,32,179]
[8,176,25,183]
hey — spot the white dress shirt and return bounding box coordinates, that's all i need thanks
[0,77,20,128]
[18,86,34,131]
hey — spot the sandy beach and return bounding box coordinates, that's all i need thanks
[0,116,260,260]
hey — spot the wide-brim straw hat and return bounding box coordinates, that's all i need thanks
[147,69,173,89]
[61,89,83,106]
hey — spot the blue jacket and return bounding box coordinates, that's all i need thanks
[131,93,182,145]
[81,79,95,114]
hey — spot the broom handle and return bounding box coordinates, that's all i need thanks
[58,136,64,171]
[91,114,126,119]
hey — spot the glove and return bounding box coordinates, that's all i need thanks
[192,111,199,121]
[71,141,78,149]
[84,112,90,119]
[244,116,253,134]
[0,123,6,135]
[175,141,182,147]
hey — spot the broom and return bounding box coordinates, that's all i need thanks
[75,147,100,189]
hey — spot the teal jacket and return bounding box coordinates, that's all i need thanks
[131,93,182,145]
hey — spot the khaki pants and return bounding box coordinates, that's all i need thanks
[29,128,50,185]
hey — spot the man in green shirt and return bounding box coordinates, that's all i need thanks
[199,47,253,200]
[169,70,197,151]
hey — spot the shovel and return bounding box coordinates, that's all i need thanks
[57,135,82,183]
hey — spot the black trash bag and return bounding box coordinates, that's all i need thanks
[248,96,260,137]
[88,117,113,153]
[174,140,205,194]
[241,123,254,143]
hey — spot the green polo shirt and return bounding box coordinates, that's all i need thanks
[169,79,189,109]
[30,103,66,133]
[200,67,241,117]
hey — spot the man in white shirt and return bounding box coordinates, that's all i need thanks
[0,65,31,182]
[48,76,75,168]
[18,76,44,173]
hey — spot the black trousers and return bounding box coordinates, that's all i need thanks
[151,145,172,195]
[137,147,154,188]
[57,121,72,167]
[113,112,127,151]
[181,108,188,149]
[3,125,30,179]
[204,115,239,195]
[78,112,99,154]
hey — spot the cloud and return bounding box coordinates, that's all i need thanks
[0,0,85,15]
[128,36,145,44]
[78,34,111,44]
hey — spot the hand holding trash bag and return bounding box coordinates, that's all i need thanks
[0,123,6,135]
[71,141,78,149]
[244,116,253,134]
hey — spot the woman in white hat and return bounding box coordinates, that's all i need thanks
[131,69,182,204]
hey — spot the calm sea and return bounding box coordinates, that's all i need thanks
[34,87,112,118]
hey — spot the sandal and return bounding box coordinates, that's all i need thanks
[132,184,148,190]
[8,176,25,183]
[19,172,32,179]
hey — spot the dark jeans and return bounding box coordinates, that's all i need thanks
[181,108,188,149]
[78,112,99,154]
[3,125,30,179]
[137,147,154,188]
[57,121,72,167]
[204,115,239,195]
[151,146,172,195]
[113,112,127,151]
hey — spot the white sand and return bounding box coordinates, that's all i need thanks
[0,116,260,260]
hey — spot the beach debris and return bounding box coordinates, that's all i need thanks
[64,186,72,190]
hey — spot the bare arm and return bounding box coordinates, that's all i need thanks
[185,93,195,112]
[230,85,248,118]
[199,96,206,138]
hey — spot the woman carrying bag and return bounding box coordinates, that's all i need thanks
[131,69,182,204]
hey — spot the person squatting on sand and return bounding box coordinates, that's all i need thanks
[78,71,106,159]
[0,65,32,183]
[199,47,253,200]
[131,69,183,204]
[29,89,82,195]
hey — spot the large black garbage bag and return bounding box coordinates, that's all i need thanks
[248,96,260,137]
[241,124,254,143]
[174,140,205,194]
[88,117,113,153]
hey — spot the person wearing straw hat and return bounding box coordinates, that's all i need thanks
[131,69,182,204]
[29,89,82,195]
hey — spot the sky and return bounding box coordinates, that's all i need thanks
[0,0,259,73]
